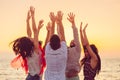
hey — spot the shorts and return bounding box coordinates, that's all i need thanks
[66,75,79,80]
[26,73,40,80]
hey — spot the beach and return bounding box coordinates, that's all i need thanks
[0,53,120,80]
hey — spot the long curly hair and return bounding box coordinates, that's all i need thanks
[11,36,34,59]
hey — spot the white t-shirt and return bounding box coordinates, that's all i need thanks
[44,41,67,80]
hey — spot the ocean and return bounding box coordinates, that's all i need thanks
[0,53,120,80]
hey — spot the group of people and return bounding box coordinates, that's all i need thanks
[10,6,101,80]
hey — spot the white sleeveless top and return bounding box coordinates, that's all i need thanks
[44,41,67,80]
[27,51,41,76]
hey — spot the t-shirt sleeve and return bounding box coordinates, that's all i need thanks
[61,41,67,56]
[45,42,50,53]
[61,41,67,49]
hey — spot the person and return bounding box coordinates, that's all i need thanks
[26,6,45,80]
[44,11,67,80]
[80,22,101,80]
[11,6,44,80]
[65,12,81,80]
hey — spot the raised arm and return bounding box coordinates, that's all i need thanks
[44,22,51,49]
[67,12,81,52]
[26,10,32,38]
[44,12,56,46]
[38,20,44,36]
[56,11,65,41]
[30,6,43,53]
[82,24,98,63]
[80,22,86,46]
[49,12,56,35]
[67,12,75,27]
[30,6,37,34]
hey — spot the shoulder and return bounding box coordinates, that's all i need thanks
[61,41,67,46]
[45,42,50,49]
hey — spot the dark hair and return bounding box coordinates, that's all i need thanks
[39,41,42,46]
[90,44,101,74]
[81,44,101,74]
[70,40,75,48]
[50,34,60,50]
[11,36,34,59]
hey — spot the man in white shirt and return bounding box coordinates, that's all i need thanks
[44,11,67,80]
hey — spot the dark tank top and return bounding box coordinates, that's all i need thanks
[83,59,97,80]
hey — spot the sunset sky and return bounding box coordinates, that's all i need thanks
[0,0,120,58]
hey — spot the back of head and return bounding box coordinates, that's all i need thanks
[50,34,60,50]
[70,40,75,47]
[12,36,34,59]
[90,44,101,74]
[90,44,98,55]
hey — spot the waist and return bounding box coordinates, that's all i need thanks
[67,62,80,68]
[66,66,80,72]
[26,73,40,80]
[84,76,95,80]
[29,69,40,76]
[66,69,79,78]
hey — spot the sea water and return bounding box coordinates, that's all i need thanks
[0,53,120,80]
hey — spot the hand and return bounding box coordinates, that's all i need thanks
[38,20,44,30]
[46,22,51,31]
[56,11,63,24]
[49,12,56,22]
[30,6,35,16]
[26,11,31,21]
[67,12,75,24]
[83,23,88,32]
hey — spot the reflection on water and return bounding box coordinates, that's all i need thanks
[0,53,120,80]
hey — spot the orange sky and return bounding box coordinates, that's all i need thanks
[0,0,120,58]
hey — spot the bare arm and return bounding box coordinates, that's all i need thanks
[82,24,98,68]
[44,22,51,49]
[67,12,75,27]
[30,6,37,34]
[30,6,44,53]
[49,12,56,36]
[44,12,56,46]
[67,12,81,52]
[56,11,65,41]
[80,22,86,46]
[83,24,97,59]
[26,11,32,38]
[38,20,44,36]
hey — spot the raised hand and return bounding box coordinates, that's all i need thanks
[46,22,51,31]
[49,12,56,22]
[56,11,65,41]
[38,20,44,31]
[80,22,88,32]
[67,12,75,24]
[83,23,88,32]
[56,11,63,23]
[26,10,32,38]
[26,11,31,21]
[30,6,35,16]
[80,22,88,46]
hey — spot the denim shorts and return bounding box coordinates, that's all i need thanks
[26,73,40,80]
